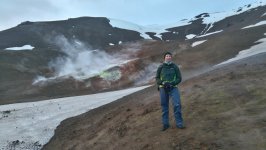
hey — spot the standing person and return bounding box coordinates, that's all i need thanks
[156,51,185,131]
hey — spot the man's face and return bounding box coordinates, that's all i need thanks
[164,54,172,62]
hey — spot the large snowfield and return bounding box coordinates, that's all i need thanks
[0,86,149,149]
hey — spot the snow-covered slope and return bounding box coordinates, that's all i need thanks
[0,86,149,149]
[109,1,266,39]
[215,33,266,66]
[109,18,189,39]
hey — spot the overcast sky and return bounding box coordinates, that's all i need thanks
[0,0,264,31]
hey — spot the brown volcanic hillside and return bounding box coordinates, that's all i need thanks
[43,52,266,150]
[1,22,265,105]
[0,4,266,105]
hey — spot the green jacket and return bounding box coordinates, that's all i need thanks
[156,62,182,87]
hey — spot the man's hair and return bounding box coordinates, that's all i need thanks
[163,51,172,58]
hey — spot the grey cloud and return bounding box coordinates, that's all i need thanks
[0,0,61,30]
[0,0,59,19]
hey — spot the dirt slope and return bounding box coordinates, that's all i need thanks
[43,53,266,150]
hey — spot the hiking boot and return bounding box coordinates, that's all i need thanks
[176,125,186,129]
[161,125,170,131]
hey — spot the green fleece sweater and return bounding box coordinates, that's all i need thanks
[156,62,182,86]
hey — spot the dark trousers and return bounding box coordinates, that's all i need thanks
[159,87,183,126]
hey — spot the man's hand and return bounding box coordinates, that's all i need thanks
[163,82,173,92]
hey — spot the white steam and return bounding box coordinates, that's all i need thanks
[33,35,126,84]
[49,50,121,80]
[133,63,160,86]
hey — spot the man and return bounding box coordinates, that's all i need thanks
[156,51,185,131]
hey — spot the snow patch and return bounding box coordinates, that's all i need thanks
[109,18,151,39]
[196,30,223,38]
[215,36,266,66]
[186,34,196,39]
[108,18,190,39]
[109,43,115,46]
[192,40,207,47]
[200,1,265,28]
[187,2,266,35]
[242,20,266,29]
[0,85,150,150]
[5,45,34,50]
